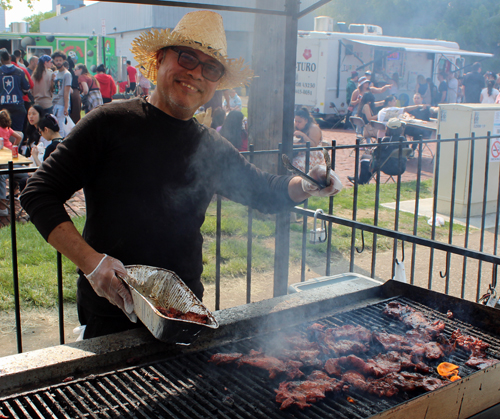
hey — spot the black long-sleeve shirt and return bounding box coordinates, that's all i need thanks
[21,98,295,316]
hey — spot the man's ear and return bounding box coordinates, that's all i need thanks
[156,49,167,67]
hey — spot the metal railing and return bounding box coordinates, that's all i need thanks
[2,132,500,354]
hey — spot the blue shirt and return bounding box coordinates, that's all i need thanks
[0,64,30,107]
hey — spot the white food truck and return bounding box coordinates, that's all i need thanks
[296,17,493,121]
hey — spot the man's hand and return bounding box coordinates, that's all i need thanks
[85,254,137,322]
[197,107,212,127]
[301,165,343,197]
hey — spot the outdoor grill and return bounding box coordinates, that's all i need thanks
[1,277,500,418]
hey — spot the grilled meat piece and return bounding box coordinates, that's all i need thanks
[383,371,446,392]
[275,370,346,410]
[406,329,433,344]
[374,331,412,351]
[278,349,323,369]
[324,358,342,376]
[342,370,399,397]
[325,325,373,342]
[284,333,320,351]
[465,356,500,370]
[383,302,445,336]
[208,353,243,365]
[450,329,490,355]
[411,342,445,361]
[238,351,288,379]
[322,336,369,357]
[285,360,305,379]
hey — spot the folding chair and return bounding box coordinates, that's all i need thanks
[376,147,413,183]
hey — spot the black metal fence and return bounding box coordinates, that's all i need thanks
[2,132,500,354]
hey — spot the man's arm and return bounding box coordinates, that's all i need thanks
[64,85,71,116]
[48,221,102,275]
[288,177,310,202]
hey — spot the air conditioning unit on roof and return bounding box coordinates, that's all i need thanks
[348,24,383,36]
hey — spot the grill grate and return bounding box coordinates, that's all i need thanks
[2,296,500,419]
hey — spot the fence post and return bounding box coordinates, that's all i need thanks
[246,145,254,303]
[274,143,291,296]
[8,161,22,353]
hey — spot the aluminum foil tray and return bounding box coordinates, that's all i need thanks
[125,265,218,345]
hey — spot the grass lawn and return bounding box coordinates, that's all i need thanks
[0,179,460,309]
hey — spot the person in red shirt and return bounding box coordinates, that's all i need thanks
[126,60,137,96]
[95,64,117,104]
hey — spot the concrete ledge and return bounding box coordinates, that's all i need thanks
[0,275,383,397]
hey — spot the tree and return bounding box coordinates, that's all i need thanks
[1,0,37,11]
[316,0,500,71]
[23,11,56,32]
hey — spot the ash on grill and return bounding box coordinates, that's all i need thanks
[210,300,499,410]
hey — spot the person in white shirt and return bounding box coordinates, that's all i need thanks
[447,72,458,104]
[480,79,499,104]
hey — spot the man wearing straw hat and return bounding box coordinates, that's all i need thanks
[21,10,341,339]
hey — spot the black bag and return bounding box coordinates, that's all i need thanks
[81,94,90,112]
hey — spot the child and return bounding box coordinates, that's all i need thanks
[0,109,23,150]
[31,114,64,166]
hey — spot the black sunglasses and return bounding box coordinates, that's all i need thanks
[171,47,225,83]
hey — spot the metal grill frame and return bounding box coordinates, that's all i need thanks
[2,281,500,419]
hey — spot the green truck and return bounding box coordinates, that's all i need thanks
[0,33,121,80]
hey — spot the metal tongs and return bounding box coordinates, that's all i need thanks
[282,148,332,189]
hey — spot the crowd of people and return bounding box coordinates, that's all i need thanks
[0,48,150,217]
[347,62,500,108]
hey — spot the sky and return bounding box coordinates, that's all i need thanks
[5,0,97,26]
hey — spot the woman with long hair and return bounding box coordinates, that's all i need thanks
[22,104,44,157]
[480,77,499,104]
[211,107,226,131]
[357,92,379,140]
[75,64,103,113]
[292,107,324,171]
[32,55,54,114]
[31,114,64,167]
[219,110,248,151]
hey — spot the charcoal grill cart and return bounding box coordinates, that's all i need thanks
[1,276,500,418]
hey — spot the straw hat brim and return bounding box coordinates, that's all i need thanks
[130,29,254,90]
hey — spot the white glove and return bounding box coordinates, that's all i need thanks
[85,254,137,323]
[301,165,343,197]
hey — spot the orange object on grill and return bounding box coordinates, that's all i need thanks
[437,362,461,381]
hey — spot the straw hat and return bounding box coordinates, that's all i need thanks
[130,10,254,90]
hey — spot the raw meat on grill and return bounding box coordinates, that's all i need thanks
[465,355,500,370]
[383,302,445,336]
[283,333,320,351]
[275,370,346,410]
[382,371,447,392]
[450,329,490,355]
[324,358,342,376]
[208,353,243,365]
[321,337,369,357]
[211,350,305,379]
[325,325,373,342]
[238,351,293,379]
[324,352,429,378]
[277,349,323,368]
[373,331,412,351]
[341,370,399,397]
[405,329,433,344]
